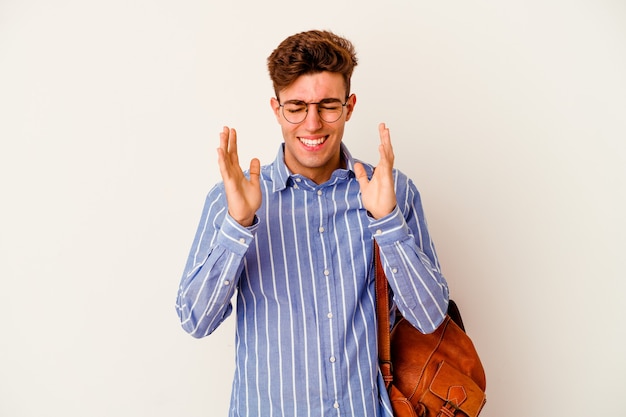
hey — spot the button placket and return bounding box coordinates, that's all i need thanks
[314,184,343,410]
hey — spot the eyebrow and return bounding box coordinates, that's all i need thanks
[282,98,344,104]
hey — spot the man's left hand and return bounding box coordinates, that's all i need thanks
[354,122,397,220]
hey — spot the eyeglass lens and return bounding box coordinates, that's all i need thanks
[281,99,345,124]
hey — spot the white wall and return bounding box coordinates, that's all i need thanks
[1,1,624,416]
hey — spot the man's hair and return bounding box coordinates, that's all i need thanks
[267,30,358,99]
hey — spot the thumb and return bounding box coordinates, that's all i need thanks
[353,162,369,188]
[249,158,261,185]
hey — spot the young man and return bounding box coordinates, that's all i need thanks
[176,30,449,417]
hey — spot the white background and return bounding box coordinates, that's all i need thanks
[1,1,625,416]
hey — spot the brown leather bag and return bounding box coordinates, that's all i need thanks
[375,243,487,417]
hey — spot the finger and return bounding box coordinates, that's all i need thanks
[378,123,391,153]
[217,126,235,179]
[227,128,240,165]
[249,158,261,186]
[228,127,237,153]
[217,146,231,180]
[378,122,388,138]
[218,126,229,163]
[353,162,369,188]
[377,122,395,168]
[218,126,229,154]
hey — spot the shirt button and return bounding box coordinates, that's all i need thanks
[294,184,299,189]
[375,229,382,235]
[333,402,339,409]
[329,356,336,363]
[223,280,230,286]
[318,226,325,233]
[327,312,333,319]
[323,269,330,276]
[239,238,246,243]
[392,268,398,274]
[317,190,323,196]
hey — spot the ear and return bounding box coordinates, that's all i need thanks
[270,97,281,122]
[344,94,357,121]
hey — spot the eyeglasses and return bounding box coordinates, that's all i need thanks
[278,98,348,124]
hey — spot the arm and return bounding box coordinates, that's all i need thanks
[175,126,261,338]
[355,123,448,333]
[370,180,449,334]
[175,187,258,338]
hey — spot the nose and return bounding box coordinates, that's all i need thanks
[302,103,324,130]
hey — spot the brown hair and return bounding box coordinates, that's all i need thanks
[267,30,358,99]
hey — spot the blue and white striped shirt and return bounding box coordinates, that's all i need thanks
[176,143,449,417]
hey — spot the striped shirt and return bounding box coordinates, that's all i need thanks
[176,143,449,417]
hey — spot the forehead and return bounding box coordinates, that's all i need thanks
[278,72,346,101]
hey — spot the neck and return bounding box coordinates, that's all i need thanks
[288,152,345,185]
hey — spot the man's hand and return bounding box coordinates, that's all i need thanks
[216,126,261,227]
[354,123,397,220]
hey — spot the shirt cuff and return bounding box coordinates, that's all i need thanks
[215,214,258,255]
[368,206,411,246]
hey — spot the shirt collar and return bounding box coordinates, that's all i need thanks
[270,143,357,192]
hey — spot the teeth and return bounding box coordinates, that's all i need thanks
[299,137,325,146]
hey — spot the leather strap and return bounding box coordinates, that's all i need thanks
[374,241,393,387]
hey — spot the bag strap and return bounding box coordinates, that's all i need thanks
[375,241,466,388]
[374,240,394,388]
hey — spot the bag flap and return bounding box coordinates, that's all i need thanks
[429,361,486,417]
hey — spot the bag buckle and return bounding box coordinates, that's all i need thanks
[379,360,394,385]
[437,386,467,417]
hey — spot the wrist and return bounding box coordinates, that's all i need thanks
[228,210,256,227]
[238,215,257,228]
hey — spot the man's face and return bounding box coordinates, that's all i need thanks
[271,71,356,184]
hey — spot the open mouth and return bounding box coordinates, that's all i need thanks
[299,136,327,147]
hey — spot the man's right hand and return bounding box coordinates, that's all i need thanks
[216,126,261,227]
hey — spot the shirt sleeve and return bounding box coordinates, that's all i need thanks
[368,172,449,334]
[175,185,258,338]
